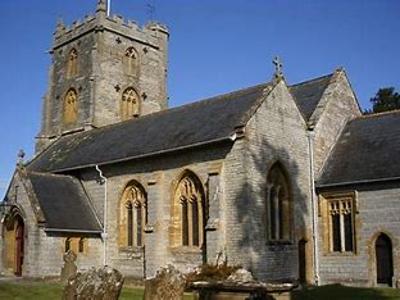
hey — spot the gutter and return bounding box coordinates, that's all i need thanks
[95,165,108,266]
[317,176,400,189]
[307,128,320,285]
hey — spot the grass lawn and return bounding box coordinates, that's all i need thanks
[1,281,400,299]
[0,281,195,300]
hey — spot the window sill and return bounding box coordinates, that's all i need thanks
[119,246,144,253]
[324,251,357,257]
[118,246,144,259]
[169,246,202,255]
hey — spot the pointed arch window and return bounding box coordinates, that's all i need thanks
[121,87,140,120]
[123,47,138,76]
[63,88,78,124]
[119,181,147,248]
[67,48,78,78]
[172,172,206,247]
[266,162,292,241]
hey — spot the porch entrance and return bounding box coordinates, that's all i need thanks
[14,215,24,276]
[3,212,25,276]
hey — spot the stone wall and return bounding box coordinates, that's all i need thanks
[80,169,105,225]
[0,172,103,278]
[36,11,168,153]
[223,81,312,282]
[318,183,400,286]
[96,145,231,278]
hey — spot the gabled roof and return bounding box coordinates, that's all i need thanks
[27,172,102,232]
[289,73,333,121]
[28,83,272,172]
[317,110,400,187]
[27,72,335,173]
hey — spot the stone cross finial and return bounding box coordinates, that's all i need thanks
[96,0,107,13]
[272,56,284,81]
[17,149,25,166]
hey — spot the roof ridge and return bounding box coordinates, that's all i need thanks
[289,72,334,88]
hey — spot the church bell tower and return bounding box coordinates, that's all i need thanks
[36,0,169,153]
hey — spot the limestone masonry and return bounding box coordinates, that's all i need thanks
[1,0,400,288]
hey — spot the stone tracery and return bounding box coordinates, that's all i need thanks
[121,87,140,120]
[63,88,78,124]
[171,172,205,247]
[119,182,146,248]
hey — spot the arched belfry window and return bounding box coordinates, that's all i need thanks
[63,88,78,124]
[121,87,140,121]
[67,48,78,78]
[171,171,206,247]
[123,47,138,75]
[266,162,292,241]
[119,181,147,248]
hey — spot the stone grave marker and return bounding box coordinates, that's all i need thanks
[144,264,186,300]
[63,266,124,300]
[60,250,77,284]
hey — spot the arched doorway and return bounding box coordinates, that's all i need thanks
[375,233,393,286]
[14,215,24,276]
[3,211,25,276]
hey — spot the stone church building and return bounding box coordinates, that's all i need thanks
[1,0,400,288]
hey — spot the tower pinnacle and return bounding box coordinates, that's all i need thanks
[96,0,107,14]
[272,56,284,82]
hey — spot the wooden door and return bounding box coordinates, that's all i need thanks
[376,234,393,286]
[14,220,24,276]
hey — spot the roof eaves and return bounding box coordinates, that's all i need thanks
[44,228,103,234]
[50,135,234,173]
[316,176,400,189]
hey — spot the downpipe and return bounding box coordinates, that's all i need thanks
[95,165,108,266]
[307,128,320,285]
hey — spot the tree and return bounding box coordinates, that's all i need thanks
[367,87,400,114]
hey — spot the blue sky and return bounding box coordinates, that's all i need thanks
[0,0,399,197]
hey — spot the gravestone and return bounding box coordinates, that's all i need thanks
[60,250,77,283]
[144,264,186,300]
[63,266,124,300]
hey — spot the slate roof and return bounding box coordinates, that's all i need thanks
[289,73,333,121]
[28,172,102,232]
[28,83,272,172]
[318,110,400,187]
[28,75,334,173]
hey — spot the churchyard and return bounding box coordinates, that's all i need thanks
[1,280,400,300]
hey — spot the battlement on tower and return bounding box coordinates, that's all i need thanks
[37,0,169,153]
[53,6,168,51]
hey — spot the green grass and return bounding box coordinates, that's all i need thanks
[1,281,400,300]
[0,281,195,300]
[0,282,63,300]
